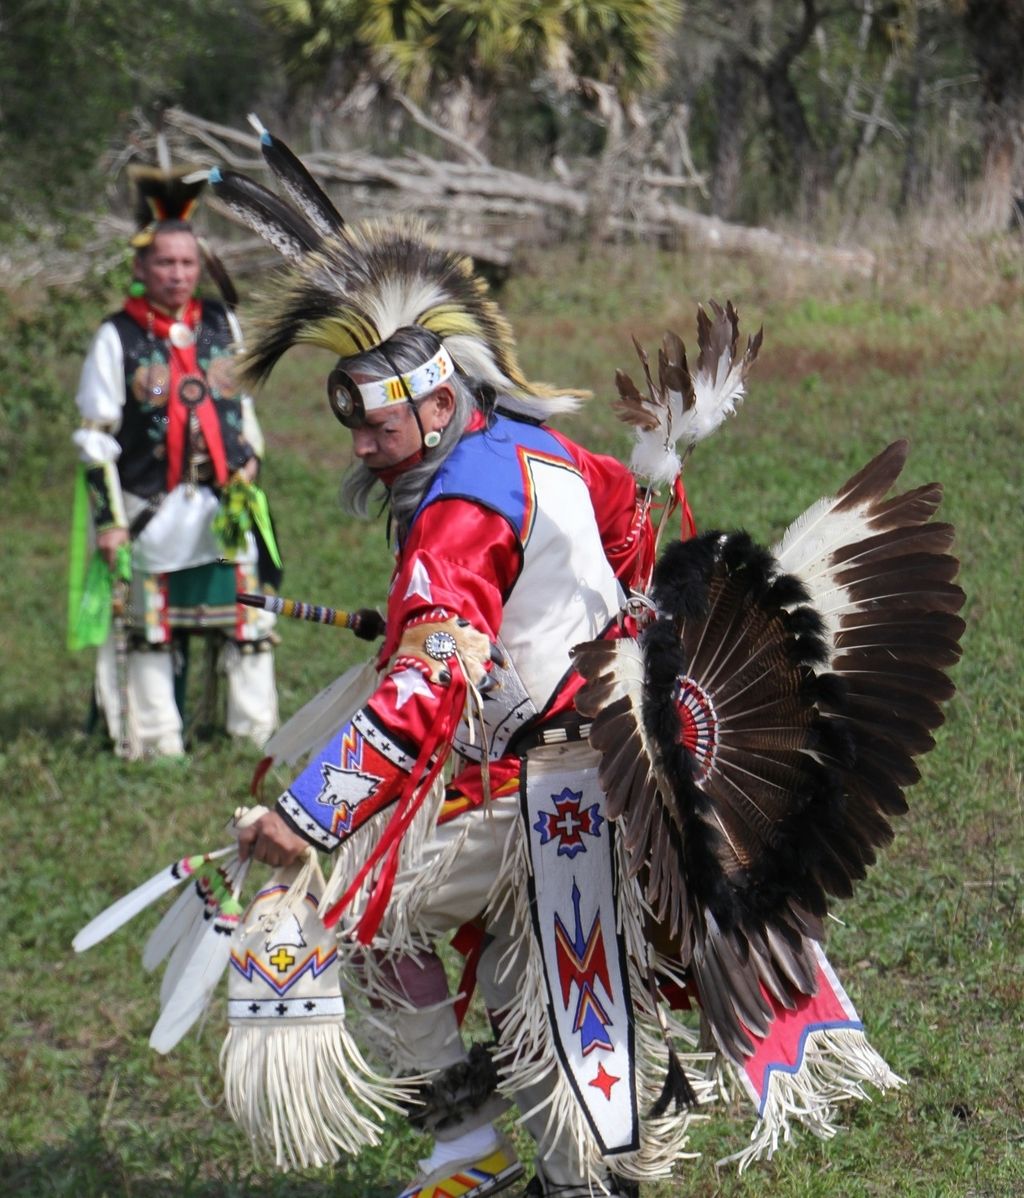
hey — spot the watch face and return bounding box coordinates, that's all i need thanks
[327,367,366,428]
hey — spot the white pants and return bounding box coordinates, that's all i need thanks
[95,635,278,759]
[368,766,611,1193]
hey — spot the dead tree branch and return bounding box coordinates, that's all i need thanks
[2,107,877,291]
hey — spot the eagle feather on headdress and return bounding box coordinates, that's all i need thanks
[195,119,585,419]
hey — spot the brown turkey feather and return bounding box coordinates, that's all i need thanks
[834,613,965,665]
[696,300,740,376]
[572,441,964,1064]
[612,368,662,430]
[830,521,954,565]
[869,482,944,528]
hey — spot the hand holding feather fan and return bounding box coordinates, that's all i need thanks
[574,315,964,1068]
[71,809,270,1051]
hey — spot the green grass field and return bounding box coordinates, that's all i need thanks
[1,242,1021,1197]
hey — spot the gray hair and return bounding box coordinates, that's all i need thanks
[338,326,480,534]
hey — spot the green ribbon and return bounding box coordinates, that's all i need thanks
[212,476,282,569]
[248,483,282,569]
[67,467,132,650]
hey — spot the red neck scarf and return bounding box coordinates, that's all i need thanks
[123,296,228,491]
[371,449,424,487]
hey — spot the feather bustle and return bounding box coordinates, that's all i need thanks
[575,443,962,1076]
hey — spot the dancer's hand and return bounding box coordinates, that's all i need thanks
[97,526,129,570]
[236,809,309,867]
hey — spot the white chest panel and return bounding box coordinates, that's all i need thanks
[455,455,623,760]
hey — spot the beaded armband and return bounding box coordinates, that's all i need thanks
[396,615,493,687]
[84,461,127,533]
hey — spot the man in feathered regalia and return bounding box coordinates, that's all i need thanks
[73,121,964,1198]
[69,159,281,758]
[221,159,690,1192]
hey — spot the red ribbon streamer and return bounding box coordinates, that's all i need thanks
[123,297,229,491]
[322,664,467,942]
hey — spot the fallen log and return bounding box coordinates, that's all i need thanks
[0,107,877,293]
[161,108,875,277]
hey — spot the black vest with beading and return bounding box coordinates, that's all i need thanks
[107,300,252,498]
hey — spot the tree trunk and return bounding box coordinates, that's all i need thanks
[437,78,495,152]
[961,0,1024,231]
[750,0,824,218]
[710,53,750,220]
[973,123,1019,232]
[761,61,823,216]
[897,40,924,215]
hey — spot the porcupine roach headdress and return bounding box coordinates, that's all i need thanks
[196,115,582,417]
[128,165,205,237]
[128,133,238,307]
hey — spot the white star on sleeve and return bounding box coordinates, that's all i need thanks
[404,558,434,603]
[390,666,434,709]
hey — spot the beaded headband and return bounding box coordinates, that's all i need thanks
[328,342,455,428]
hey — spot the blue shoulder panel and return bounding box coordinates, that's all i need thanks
[416,414,577,543]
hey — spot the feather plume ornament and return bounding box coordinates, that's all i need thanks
[572,442,964,1066]
[72,847,235,953]
[150,852,250,1008]
[73,807,270,1051]
[617,301,762,486]
[149,857,250,1053]
[198,122,585,419]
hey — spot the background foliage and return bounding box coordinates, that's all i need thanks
[3,0,1023,228]
[0,1,270,224]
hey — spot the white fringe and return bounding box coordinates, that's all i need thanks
[319,678,487,948]
[318,805,395,919]
[318,773,449,938]
[717,1026,904,1172]
[489,822,591,1171]
[608,826,715,1180]
[379,822,470,955]
[484,813,713,1185]
[220,1018,415,1171]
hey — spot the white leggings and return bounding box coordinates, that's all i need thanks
[95,635,278,758]
[364,783,607,1193]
